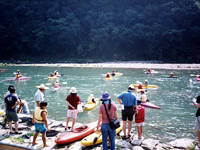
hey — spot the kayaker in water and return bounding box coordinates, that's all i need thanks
[65,87,81,131]
[54,80,60,87]
[54,70,59,76]
[170,72,174,77]
[192,96,200,148]
[32,101,49,148]
[111,70,116,76]
[88,94,96,103]
[97,92,118,150]
[16,70,22,79]
[143,79,149,87]
[106,73,110,78]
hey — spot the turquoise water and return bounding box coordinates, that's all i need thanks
[0,66,199,142]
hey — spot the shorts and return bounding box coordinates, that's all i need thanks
[6,110,18,122]
[34,123,47,133]
[195,117,200,131]
[122,106,135,121]
[67,109,78,118]
[135,122,144,127]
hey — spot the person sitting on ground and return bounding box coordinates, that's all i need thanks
[16,70,22,79]
[32,101,49,147]
[17,98,30,114]
[4,86,21,135]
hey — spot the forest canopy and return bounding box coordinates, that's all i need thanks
[0,0,200,63]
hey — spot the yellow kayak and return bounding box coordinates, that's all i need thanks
[104,77,112,80]
[131,84,158,89]
[84,98,99,110]
[108,72,123,77]
[81,122,123,146]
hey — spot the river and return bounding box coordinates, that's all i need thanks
[0,64,199,142]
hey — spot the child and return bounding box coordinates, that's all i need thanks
[32,101,49,147]
[135,100,145,142]
[192,96,200,148]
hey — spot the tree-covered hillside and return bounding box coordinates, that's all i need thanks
[0,0,200,63]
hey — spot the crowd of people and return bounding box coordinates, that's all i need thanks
[2,80,199,149]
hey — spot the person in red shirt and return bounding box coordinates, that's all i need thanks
[65,87,80,131]
[135,100,145,141]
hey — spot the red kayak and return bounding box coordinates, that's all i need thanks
[55,121,97,144]
[141,102,160,109]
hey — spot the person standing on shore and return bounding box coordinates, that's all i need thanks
[117,85,137,139]
[97,92,118,150]
[192,96,200,148]
[32,101,49,147]
[4,86,21,134]
[34,84,49,107]
[65,87,81,131]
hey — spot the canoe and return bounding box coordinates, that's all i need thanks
[81,121,123,146]
[84,98,99,110]
[5,76,30,82]
[55,121,97,144]
[0,142,33,150]
[132,84,158,89]
[141,102,160,109]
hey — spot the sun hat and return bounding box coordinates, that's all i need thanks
[102,92,110,100]
[36,84,49,90]
[70,87,77,93]
[128,84,135,90]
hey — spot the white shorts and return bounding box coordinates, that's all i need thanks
[135,122,144,127]
[195,117,200,131]
[67,109,78,119]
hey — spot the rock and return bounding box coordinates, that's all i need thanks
[155,142,174,150]
[68,141,82,150]
[116,139,133,149]
[141,138,160,150]
[132,146,144,150]
[168,138,195,149]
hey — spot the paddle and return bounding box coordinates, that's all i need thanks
[93,132,101,144]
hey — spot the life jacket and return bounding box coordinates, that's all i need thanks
[135,106,145,123]
[138,84,143,89]
[34,107,48,124]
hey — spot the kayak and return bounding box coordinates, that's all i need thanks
[81,121,123,146]
[108,72,123,77]
[84,98,99,110]
[55,121,97,144]
[104,77,112,80]
[145,70,159,74]
[53,86,60,91]
[132,84,158,89]
[5,76,30,82]
[141,102,160,109]
[196,77,200,81]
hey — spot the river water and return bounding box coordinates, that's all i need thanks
[0,65,199,142]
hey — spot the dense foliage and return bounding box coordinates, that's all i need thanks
[0,0,200,63]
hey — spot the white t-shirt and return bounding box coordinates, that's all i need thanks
[34,89,44,107]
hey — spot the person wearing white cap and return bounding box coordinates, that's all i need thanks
[34,84,49,107]
[65,87,81,131]
[116,85,137,139]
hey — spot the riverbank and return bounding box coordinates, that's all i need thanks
[1,62,200,70]
[0,114,198,150]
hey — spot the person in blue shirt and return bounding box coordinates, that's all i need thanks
[117,85,137,139]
